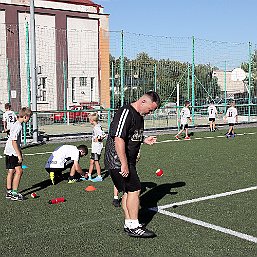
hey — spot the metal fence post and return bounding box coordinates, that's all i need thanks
[120,30,124,106]
[248,42,252,122]
[224,61,227,113]
[191,36,195,125]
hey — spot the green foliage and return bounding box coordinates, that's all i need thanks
[110,53,220,107]
[241,49,257,97]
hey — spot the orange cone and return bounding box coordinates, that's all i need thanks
[85,185,96,192]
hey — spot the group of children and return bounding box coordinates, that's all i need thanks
[3,106,106,201]
[175,100,238,140]
[45,112,106,184]
[3,99,238,202]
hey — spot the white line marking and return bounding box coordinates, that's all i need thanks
[158,209,257,243]
[158,186,257,210]
[0,132,255,158]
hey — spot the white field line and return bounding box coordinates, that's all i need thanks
[154,132,256,144]
[0,132,255,158]
[158,186,257,210]
[158,209,257,243]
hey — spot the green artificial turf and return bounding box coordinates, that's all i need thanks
[0,127,256,257]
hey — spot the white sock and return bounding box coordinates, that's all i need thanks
[130,219,140,229]
[124,219,132,228]
[114,196,118,200]
[97,175,102,178]
[88,174,92,178]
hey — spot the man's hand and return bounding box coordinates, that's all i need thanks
[119,164,129,177]
[144,136,157,145]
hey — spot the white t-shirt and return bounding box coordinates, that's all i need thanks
[4,121,22,156]
[3,110,16,130]
[208,105,217,118]
[226,107,238,124]
[91,123,105,155]
[45,145,80,169]
[180,107,191,125]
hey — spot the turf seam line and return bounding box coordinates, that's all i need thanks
[158,186,257,210]
[158,209,257,243]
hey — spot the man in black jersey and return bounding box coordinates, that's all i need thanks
[105,91,160,238]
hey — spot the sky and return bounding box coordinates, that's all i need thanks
[96,0,257,44]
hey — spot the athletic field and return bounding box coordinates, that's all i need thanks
[0,127,256,257]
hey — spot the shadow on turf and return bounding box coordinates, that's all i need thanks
[20,168,109,196]
[139,181,186,225]
[20,179,53,196]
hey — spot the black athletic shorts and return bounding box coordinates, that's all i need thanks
[90,153,101,161]
[5,155,22,169]
[180,123,189,129]
[109,165,141,193]
[209,118,215,122]
[228,123,235,126]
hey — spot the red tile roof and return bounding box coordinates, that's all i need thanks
[45,0,102,8]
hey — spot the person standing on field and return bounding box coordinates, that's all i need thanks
[2,103,16,137]
[224,101,238,138]
[4,107,32,201]
[208,100,217,132]
[105,91,160,238]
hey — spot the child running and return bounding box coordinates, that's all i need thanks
[175,100,192,140]
[224,101,238,138]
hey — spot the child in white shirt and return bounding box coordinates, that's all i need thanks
[175,101,192,140]
[88,113,105,182]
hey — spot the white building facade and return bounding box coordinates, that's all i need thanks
[0,0,110,112]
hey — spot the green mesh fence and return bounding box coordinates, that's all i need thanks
[109,31,257,128]
[1,25,257,141]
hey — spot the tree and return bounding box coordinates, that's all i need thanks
[241,49,257,98]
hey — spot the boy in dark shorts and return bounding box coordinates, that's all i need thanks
[4,107,32,201]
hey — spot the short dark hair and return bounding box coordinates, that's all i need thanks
[185,100,190,106]
[77,145,88,155]
[5,103,11,109]
[145,91,161,107]
[210,100,214,104]
[19,107,32,118]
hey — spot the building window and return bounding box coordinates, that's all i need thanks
[79,77,87,87]
[72,77,76,102]
[38,77,47,102]
[90,77,94,102]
